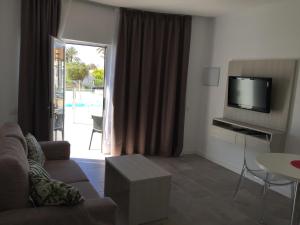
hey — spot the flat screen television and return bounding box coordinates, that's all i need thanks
[228,76,272,113]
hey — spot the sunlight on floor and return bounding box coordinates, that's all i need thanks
[71,151,110,160]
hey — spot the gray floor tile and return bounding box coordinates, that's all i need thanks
[75,154,291,225]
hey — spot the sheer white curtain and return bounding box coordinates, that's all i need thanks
[102,8,119,154]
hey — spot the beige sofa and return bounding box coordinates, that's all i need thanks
[0,123,117,225]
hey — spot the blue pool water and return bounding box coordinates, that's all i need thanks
[65,103,101,107]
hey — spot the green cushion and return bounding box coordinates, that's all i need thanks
[26,133,45,165]
[28,159,50,180]
[29,174,84,207]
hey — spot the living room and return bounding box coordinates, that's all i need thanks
[1,0,300,225]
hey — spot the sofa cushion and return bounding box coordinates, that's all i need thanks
[44,160,88,183]
[0,137,29,211]
[0,198,117,225]
[0,123,28,155]
[70,181,100,199]
[28,159,50,180]
[29,173,84,207]
[26,133,45,165]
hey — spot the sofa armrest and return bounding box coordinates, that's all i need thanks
[39,141,70,160]
[0,198,117,225]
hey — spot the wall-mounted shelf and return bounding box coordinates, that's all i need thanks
[224,59,297,132]
[211,118,286,153]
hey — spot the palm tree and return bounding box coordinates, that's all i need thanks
[66,47,80,63]
[96,47,105,58]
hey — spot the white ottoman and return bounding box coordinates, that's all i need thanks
[104,154,171,225]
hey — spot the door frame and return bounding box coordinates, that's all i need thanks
[50,37,66,141]
[63,39,108,151]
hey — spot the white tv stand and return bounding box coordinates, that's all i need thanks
[211,118,286,153]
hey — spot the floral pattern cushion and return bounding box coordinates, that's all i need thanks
[29,174,84,207]
[26,133,45,165]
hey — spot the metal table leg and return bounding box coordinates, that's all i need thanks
[233,164,245,199]
[291,181,300,225]
[259,173,270,224]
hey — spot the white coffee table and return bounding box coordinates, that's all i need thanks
[104,154,171,225]
[256,153,300,225]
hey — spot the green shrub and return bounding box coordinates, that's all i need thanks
[92,68,104,87]
[66,62,88,81]
[94,79,104,87]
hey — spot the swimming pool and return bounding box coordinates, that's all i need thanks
[64,90,103,108]
[65,103,101,107]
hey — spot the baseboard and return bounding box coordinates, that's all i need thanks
[197,151,291,198]
[197,151,242,174]
[181,148,196,155]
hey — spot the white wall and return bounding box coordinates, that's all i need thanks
[183,16,214,154]
[60,0,117,44]
[0,0,20,124]
[198,0,300,196]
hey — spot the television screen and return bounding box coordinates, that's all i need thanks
[228,76,272,113]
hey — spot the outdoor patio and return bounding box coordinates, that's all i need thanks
[63,89,107,159]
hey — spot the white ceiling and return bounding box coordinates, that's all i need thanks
[89,0,281,17]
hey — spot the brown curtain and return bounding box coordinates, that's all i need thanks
[18,0,61,141]
[113,9,192,157]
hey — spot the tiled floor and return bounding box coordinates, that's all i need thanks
[74,155,291,225]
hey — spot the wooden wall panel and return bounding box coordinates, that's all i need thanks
[224,59,297,131]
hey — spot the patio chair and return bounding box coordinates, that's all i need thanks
[54,111,64,140]
[89,115,103,151]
